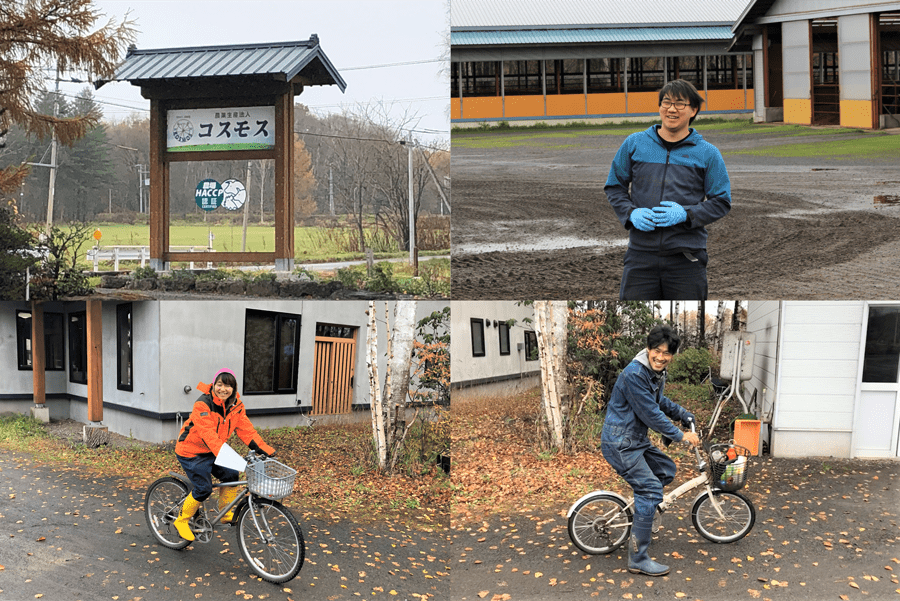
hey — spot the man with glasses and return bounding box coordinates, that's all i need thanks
[605,79,732,300]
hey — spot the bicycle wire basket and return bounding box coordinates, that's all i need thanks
[707,442,752,492]
[246,458,297,500]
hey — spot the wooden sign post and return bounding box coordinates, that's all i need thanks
[97,38,346,272]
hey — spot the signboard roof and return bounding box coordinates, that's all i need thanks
[96,36,346,92]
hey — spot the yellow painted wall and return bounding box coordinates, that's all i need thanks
[784,98,812,125]
[547,95,587,117]
[504,95,546,118]
[587,93,627,115]
[627,92,660,114]
[451,98,461,120]
[707,89,748,111]
[840,99,874,129]
[459,97,504,120]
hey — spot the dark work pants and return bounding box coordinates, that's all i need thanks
[601,426,678,517]
[619,248,708,300]
[177,453,240,502]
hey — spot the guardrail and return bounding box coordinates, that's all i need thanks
[86,246,214,270]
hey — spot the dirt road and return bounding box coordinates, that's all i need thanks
[451,124,900,299]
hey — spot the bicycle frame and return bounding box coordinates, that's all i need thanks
[167,473,258,538]
[568,424,727,525]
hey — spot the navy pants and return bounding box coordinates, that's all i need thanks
[601,426,677,517]
[177,453,240,502]
[620,248,708,300]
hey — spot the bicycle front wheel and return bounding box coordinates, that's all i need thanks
[145,477,191,550]
[691,490,755,543]
[567,493,632,555]
[236,498,305,583]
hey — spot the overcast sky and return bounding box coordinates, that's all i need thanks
[63,0,449,145]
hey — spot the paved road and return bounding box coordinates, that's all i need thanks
[0,450,450,600]
[450,456,899,600]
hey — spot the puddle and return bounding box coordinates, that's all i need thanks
[453,236,627,255]
[875,195,900,206]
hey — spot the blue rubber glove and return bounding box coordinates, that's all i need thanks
[630,208,656,232]
[652,201,688,227]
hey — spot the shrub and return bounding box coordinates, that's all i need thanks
[668,347,716,384]
[132,265,157,279]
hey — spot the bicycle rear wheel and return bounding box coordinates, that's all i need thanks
[145,477,191,550]
[691,490,755,543]
[567,493,632,555]
[236,498,305,583]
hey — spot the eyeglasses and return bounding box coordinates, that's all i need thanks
[660,99,689,110]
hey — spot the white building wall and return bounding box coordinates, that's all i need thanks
[751,301,866,458]
[451,301,540,399]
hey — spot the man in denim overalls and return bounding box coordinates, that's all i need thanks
[601,324,700,576]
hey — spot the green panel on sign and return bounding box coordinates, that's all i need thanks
[195,178,223,211]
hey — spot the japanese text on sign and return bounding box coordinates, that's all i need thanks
[167,106,276,152]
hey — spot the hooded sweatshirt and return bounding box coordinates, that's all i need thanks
[605,125,732,254]
[175,381,274,459]
[602,349,690,443]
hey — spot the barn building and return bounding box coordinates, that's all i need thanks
[451,0,900,129]
[451,0,755,125]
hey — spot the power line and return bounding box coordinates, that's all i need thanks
[339,58,444,71]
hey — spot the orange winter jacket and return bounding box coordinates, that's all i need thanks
[175,382,275,459]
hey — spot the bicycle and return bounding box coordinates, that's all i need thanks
[567,422,755,555]
[144,451,305,583]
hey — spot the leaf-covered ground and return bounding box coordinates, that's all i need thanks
[451,385,745,525]
[0,414,451,530]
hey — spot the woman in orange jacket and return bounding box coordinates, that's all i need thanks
[173,368,275,541]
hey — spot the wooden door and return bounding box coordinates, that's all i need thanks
[312,334,357,415]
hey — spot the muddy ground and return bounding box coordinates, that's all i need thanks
[451,124,900,299]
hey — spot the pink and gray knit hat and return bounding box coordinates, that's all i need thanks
[214,368,236,381]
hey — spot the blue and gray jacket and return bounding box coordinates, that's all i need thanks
[602,349,690,443]
[605,125,731,254]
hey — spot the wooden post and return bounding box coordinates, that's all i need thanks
[149,99,169,271]
[30,301,46,406]
[86,300,104,423]
[274,90,295,272]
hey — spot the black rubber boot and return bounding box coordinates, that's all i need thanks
[628,513,670,576]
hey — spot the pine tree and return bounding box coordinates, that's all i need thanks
[0,0,135,203]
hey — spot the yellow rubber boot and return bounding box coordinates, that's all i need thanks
[218,486,240,523]
[173,493,201,541]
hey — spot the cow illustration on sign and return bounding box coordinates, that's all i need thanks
[221,179,246,211]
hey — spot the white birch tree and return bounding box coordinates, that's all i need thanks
[534,300,567,450]
[367,300,418,472]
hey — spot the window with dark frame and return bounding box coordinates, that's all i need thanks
[16,311,65,371]
[524,330,539,361]
[116,303,133,391]
[68,311,87,384]
[862,306,900,383]
[243,309,301,394]
[471,318,486,357]
[498,321,511,356]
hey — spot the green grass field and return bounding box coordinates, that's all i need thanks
[725,131,900,159]
[84,222,443,264]
[450,119,867,150]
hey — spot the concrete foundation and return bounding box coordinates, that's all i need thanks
[30,405,50,423]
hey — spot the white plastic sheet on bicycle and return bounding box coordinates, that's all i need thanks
[215,443,248,472]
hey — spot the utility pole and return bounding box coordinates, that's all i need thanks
[401,138,416,268]
[241,162,251,252]
[44,73,60,235]
[329,167,334,216]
